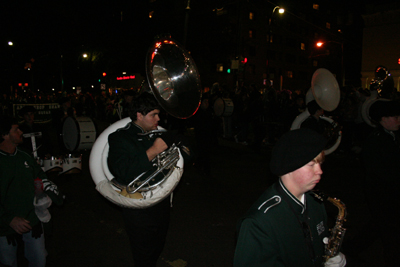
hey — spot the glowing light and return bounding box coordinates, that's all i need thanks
[116,75,136,80]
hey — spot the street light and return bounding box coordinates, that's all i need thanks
[269,6,285,26]
[266,6,285,88]
[316,40,345,87]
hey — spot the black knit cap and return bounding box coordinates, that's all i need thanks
[369,100,400,123]
[270,128,327,176]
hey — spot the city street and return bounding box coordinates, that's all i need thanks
[39,129,382,267]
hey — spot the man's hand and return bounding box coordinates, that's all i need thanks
[10,217,32,234]
[146,138,168,161]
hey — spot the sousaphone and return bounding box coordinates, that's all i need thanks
[361,66,391,127]
[89,36,202,208]
[291,68,342,155]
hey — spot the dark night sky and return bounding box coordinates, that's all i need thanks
[1,0,398,91]
[2,0,398,57]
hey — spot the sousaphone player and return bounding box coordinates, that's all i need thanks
[92,36,201,267]
[108,93,192,267]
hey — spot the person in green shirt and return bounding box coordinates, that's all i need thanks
[0,116,63,267]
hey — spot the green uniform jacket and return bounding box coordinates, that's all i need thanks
[107,122,161,185]
[0,148,45,236]
[234,179,328,267]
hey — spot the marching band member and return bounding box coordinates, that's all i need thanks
[361,100,400,266]
[234,128,346,267]
[0,116,63,267]
[107,93,171,267]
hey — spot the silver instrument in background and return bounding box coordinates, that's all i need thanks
[370,65,389,94]
[361,65,391,127]
[90,36,202,208]
[291,68,342,155]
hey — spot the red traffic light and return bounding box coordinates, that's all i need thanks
[102,72,107,76]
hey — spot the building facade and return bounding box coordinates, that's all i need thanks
[361,4,400,91]
[207,0,361,94]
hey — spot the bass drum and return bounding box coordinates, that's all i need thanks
[90,118,184,209]
[62,116,96,152]
[214,98,234,117]
[291,111,342,155]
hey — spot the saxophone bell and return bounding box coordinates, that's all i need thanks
[311,190,347,261]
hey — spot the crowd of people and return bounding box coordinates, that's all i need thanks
[2,82,397,156]
[1,90,132,124]
[1,81,400,266]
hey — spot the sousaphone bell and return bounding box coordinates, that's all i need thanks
[291,68,342,155]
[361,66,391,127]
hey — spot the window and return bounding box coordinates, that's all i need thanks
[268,34,273,44]
[249,30,253,38]
[313,4,319,10]
[301,43,305,50]
[217,64,224,72]
[287,70,293,78]
[326,22,331,29]
[249,12,254,20]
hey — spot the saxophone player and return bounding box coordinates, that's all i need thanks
[234,128,346,267]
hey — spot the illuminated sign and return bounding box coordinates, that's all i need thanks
[116,75,136,80]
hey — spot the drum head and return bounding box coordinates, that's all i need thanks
[214,98,234,117]
[62,117,96,152]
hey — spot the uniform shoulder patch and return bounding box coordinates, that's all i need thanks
[258,195,281,213]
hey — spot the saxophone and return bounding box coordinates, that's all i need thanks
[312,191,347,261]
